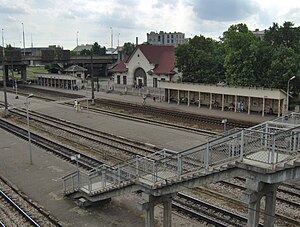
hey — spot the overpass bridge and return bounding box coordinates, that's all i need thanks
[1,48,117,83]
[63,113,300,227]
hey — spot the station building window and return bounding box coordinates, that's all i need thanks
[117,75,121,84]
[123,76,127,85]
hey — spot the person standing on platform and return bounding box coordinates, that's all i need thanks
[142,94,147,105]
[237,101,241,112]
[241,102,244,112]
[74,99,78,112]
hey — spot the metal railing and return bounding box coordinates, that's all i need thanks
[63,113,300,195]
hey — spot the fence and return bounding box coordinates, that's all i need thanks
[63,113,300,194]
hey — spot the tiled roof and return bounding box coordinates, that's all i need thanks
[110,44,176,75]
[128,45,176,75]
[109,56,129,73]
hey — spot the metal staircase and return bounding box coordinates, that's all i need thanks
[63,113,300,204]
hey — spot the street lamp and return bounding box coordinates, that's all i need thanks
[26,94,34,164]
[286,76,296,112]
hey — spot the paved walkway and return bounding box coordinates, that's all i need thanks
[28,85,276,124]
[0,91,201,226]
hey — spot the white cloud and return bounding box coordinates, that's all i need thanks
[0,0,300,49]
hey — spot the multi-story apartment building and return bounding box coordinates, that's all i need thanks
[147,31,188,46]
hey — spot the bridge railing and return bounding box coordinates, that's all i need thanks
[63,114,300,194]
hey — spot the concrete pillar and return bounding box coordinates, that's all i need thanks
[262,98,265,117]
[138,193,174,227]
[145,202,155,227]
[20,65,27,82]
[221,94,224,111]
[277,99,281,117]
[177,90,180,105]
[244,179,280,227]
[168,89,170,104]
[163,198,172,227]
[248,96,251,114]
[187,91,190,107]
[198,92,201,108]
[234,95,237,112]
[209,93,212,109]
[264,184,279,227]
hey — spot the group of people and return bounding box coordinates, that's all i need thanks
[228,101,244,112]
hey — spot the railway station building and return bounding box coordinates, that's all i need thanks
[160,81,287,117]
[109,44,181,88]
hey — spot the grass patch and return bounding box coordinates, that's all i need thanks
[27,66,48,79]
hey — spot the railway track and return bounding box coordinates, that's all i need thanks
[1,89,298,226]
[9,108,164,163]
[194,186,300,226]
[0,118,103,170]
[0,176,62,227]
[220,177,300,208]
[95,98,255,129]
[173,192,264,227]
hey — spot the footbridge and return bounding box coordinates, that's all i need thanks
[62,113,300,227]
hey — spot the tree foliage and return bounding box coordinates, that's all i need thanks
[175,22,300,95]
[175,35,224,84]
[79,42,106,56]
[123,42,135,56]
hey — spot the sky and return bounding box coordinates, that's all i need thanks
[1,0,300,50]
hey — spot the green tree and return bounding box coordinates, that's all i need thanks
[175,35,224,84]
[223,23,261,86]
[123,42,135,56]
[264,22,300,51]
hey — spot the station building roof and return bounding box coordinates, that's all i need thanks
[35,73,81,81]
[160,81,287,100]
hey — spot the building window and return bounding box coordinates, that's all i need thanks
[167,39,169,43]
[153,78,158,88]
[158,36,161,42]
[123,76,127,85]
[117,75,121,84]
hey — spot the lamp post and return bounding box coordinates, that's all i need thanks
[286,76,296,112]
[2,28,8,113]
[26,94,34,164]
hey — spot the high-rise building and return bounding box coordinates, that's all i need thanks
[147,31,188,46]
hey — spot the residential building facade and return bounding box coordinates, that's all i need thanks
[147,31,188,46]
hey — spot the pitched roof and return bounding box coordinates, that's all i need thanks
[109,56,129,73]
[128,44,176,75]
[109,44,176,75]
[64,65,87,72]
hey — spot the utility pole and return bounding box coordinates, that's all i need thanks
[110,27,113,49]
[91,50,94,104]
[2,28,8,113]
[22,23,25,56]
[76,31,79,47]
[31,33,33,48]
